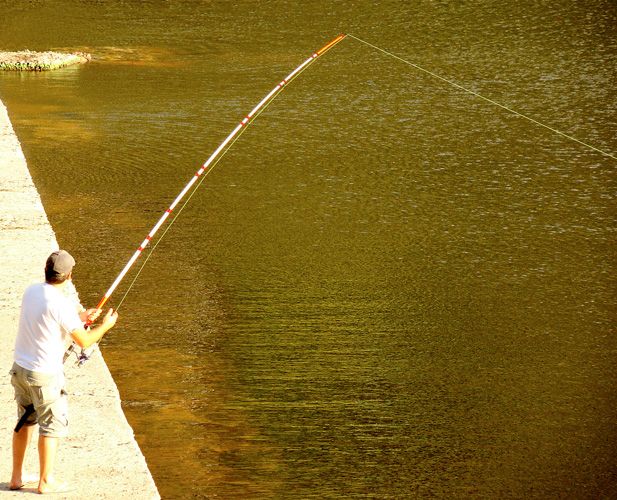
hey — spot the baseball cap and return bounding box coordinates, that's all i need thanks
[45,250,76,277]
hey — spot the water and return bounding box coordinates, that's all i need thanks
[1,1,616,497]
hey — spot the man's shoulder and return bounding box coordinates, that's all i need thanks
[23,283,67,308]
[24,281,44,290]
[23,282,45,298]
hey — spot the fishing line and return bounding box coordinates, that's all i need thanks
[347,33,616,161]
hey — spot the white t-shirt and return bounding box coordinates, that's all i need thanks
[14,282,83,374]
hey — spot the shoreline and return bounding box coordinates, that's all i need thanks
[0,100,159,497]
[0,50,90,71]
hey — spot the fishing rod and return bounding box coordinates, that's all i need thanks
[64,34,347,365]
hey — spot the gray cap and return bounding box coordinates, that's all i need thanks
[45,250,76,276]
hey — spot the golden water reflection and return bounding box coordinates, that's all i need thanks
[105,345,282,498]
[63,46,188,69]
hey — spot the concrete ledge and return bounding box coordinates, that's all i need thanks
[0,100,159,497]
[0,51,90,71]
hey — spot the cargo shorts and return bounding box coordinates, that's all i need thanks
[9,362,69,438]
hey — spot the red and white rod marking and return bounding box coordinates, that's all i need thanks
[88,34,346,322]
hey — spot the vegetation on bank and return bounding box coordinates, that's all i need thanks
[0,50,90,71]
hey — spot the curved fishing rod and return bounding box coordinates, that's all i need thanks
[64,34,347,364]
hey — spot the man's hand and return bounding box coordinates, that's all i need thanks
[71,308,119,349]
[83,308,102,324]
[102,308,118,329]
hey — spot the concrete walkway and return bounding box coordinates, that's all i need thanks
[0,101,159,498]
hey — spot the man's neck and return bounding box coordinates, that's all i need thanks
[46,281,69,290]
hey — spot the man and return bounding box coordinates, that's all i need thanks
[9,250,118,493]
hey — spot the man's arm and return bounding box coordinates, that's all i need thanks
[71,308,118,349]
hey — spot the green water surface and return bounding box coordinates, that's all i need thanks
[1,1,616,498]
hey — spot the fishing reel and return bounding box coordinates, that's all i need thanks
[76,346,98,367]
[63,341,99,367]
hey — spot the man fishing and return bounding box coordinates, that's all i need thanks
[9,249,118,494]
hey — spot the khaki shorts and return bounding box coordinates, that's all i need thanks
[9,362,69,438]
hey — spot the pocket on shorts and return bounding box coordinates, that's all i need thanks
[39,384,62,404]
[50,395,69,427]
[10,370,26,404]
[37,388,69,437]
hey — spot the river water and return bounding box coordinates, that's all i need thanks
[1,1,616,498]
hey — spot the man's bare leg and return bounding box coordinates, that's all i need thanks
[38,435,66,493]
[10,424,35,490]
